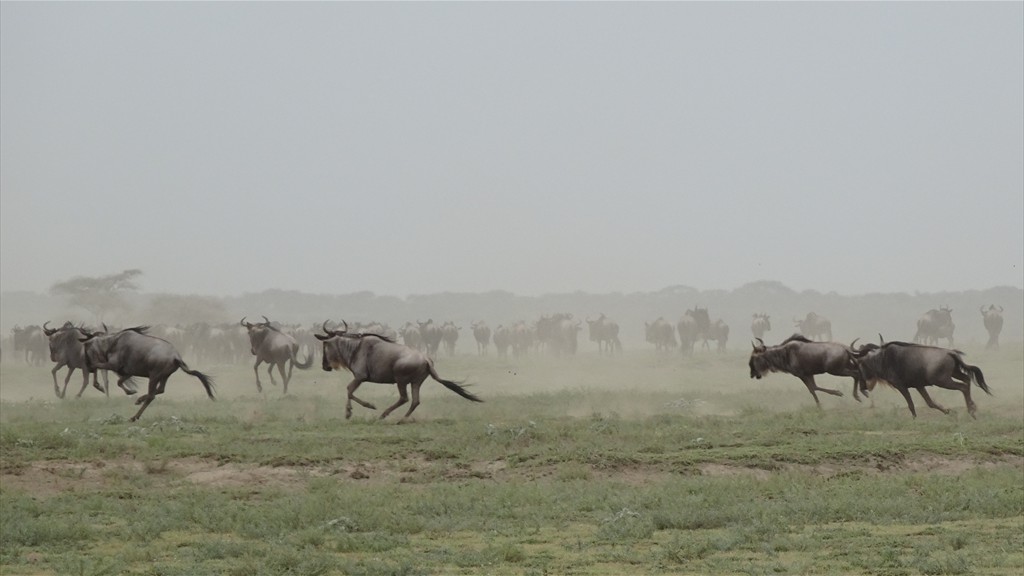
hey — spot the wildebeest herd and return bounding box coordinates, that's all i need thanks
[5,303,1006,422]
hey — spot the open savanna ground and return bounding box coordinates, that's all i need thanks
[1,344,1022,575]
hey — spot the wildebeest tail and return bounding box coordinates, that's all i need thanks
[176,358,216,399]
[428,363,483,403]
[954,356,991,395]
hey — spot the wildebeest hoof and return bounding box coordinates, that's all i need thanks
[125,389,137,396]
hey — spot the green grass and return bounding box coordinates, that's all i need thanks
[1,345,1022,575]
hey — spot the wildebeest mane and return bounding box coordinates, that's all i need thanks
[780,333,813,345]
[125,325,150,335]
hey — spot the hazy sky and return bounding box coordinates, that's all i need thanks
[2,2,1022,298]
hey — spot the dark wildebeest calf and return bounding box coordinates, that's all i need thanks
[316,321,482,421]
[79,326,215,421]
[749,334,865,407]
[850,339,991,418]
[241,316,314,394]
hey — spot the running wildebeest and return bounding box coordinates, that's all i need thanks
[913,307,954,347]
[645,317,677,353]
[706,319,730,352]
[492,324,511,358]
[794,312,832,342]
[79,326,215,421]
[980,305,1004,351]
[241,316,314,394]
[316,321,482,421]
[586,314,622,356]
[676,313,699,355]
[11,324,47,366]
[749,334,865,407]
[751,313,771,340]
[43,321,116,399]
[850,338,991,418]
[440,321,460,356]
[417,319,443,357]
[471,321,491,356]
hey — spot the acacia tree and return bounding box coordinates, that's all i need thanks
[50,269,142,323]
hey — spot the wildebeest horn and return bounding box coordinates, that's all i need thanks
[878,333,885,345]
[998,305,1003,312]
[262,315,271,325]
[240,317,253,328]
[42,321,55,336]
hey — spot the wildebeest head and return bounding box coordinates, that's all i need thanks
[748,337,769,378]
[240,316,278,352]
[316,320,349,371]
[44,321,80,362]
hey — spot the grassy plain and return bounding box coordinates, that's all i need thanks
[1,343,1022,575]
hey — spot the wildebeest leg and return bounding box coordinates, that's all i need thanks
[130,378,160,422]
[895,387,918,418]
[799,375,843,408]
[115,374,138,395]
[51,362,66,398]
[400,382,423,422]
[344,378,376,419]
[380,382,409,420]
[74,367,91,398]
[274,361,288,393]
[59,366,77,399]
[285,359,294,394]
[914,387,951,416]
[936,375,977,418]
[253,359,264,392]
[267,363,278,387]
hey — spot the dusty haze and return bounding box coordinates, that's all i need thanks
[1,3,1022,298]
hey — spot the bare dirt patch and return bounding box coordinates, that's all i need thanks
[3,453,1021,498]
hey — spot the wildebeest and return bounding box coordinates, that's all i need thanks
[749,334,864,407]
[43,321,116,399]
[492,324,511,358]
[586,314,622,355]
[980,305,1004,351]
[417,319,443,357]
[645,317,677,353]
[510,320,533,358]
[471,321,491,356]
[913,307,954,347]
[241,316,314,393]
[680,307,712,351]
[751,313,771,340]
[79,326,215,421]
[11,325,47,366]
[705,319,730,352]
[536,313,581,356]
[794,312,832,342]
[676,313,698,355]
[440,322,460,356]
[316,321,482,421]
[399,322,422,351]
[850,339,991,418]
